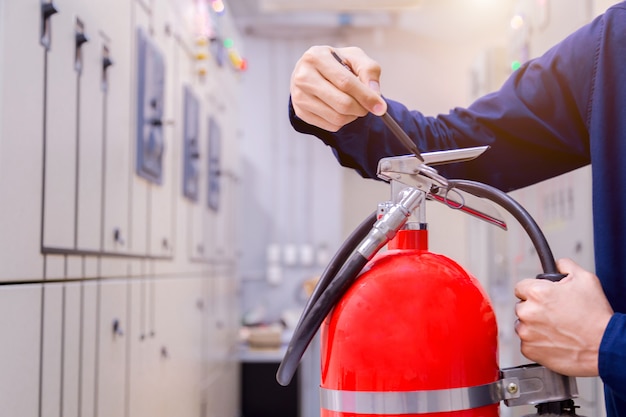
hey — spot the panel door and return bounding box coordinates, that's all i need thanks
[128,278,164,417]
[40,283,63,417]
[61,283,82,417]
[75,28,105,252]
[100,0,132,254]
[0,0,45,280]
[154,277,206,416]
[147,1,177,258]
[96,280,128,417]
[80,282,99,417]
[42,0,82,250]
[0,285,42,417]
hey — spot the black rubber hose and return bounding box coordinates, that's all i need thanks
[276,252,369,386]
[276,211,375,386]
[447,179,564,280]
[295,211,377,331]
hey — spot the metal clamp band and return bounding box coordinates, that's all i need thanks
[320,381,502,415]
[500,363,579,407]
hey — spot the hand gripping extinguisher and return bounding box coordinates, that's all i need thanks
[277,146,583,417]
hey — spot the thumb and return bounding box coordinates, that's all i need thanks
[556,257,577,274]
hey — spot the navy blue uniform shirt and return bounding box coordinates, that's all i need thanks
[290,2,626,415]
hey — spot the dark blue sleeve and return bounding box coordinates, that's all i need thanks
[290,13,603,192]
[600,313,626,411]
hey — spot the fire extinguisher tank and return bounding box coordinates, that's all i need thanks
[321,230,500,417]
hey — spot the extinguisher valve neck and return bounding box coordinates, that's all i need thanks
[357,188,424,259]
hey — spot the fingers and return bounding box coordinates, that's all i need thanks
[290,46,387,130]
[335,47,387,115]
[291,49,362,128]
[292,101,351,132]
[513,280,546,334]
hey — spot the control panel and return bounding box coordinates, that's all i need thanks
[207,116,221,211]
[136,28,166,184]
[183,86,201,201]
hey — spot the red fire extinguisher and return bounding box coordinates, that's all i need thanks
[320,226,500,416]
[278,147,580,416]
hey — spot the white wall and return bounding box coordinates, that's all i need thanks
[238,34,346,322]
[237,34,350,417]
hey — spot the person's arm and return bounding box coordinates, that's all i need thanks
[291,15,604,191]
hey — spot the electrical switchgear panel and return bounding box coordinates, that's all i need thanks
[183,86,201,201]
[207,117,221,211]
[136,28,166,184]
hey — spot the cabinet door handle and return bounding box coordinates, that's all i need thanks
[112,319,124,337]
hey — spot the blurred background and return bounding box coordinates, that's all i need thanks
[0,0,614,416]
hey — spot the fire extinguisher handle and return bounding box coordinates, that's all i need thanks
[536,272,568,282]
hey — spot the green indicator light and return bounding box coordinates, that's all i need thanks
[224,38,234,49]
[511,60,522,71]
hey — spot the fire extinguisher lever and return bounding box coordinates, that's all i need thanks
[377,150,509,230]
[377,154,449,189]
